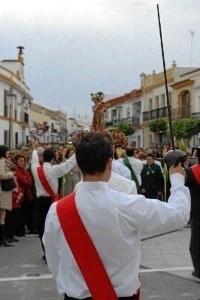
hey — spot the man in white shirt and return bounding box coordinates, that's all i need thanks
[43,132,190,299]
[31,140,76,259]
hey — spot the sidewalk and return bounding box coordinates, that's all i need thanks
[0,227,199,300]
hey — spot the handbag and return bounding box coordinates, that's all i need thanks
[1,178,16,191]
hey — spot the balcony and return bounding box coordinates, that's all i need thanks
[143,106,193,121]
[191,112,200,119]
[170,107,191,120]
[105,116,141,128]
[143,106,168,121]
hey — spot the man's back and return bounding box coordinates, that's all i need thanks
[43,176,190,298]
[43,132,190,299]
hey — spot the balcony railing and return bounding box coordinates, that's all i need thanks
[143,106,168,121]
[191,112,200,119]
[105,116,141,128]
[143,106,193,121]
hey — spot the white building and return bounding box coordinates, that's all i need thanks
[104,90,143,148]
[0,47,33,149]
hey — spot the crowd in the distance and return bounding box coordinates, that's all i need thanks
[0,142,81,247]
[0,139,196,248]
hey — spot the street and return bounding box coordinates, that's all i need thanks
[0,227,200,300]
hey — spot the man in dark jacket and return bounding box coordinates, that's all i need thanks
[185,146,200,278]
[141,153,164,200]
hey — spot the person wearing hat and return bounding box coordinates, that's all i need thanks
[185,146,200,278]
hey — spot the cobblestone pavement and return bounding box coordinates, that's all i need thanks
[0,227,200,300]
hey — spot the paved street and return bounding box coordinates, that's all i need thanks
[0,226,200,300]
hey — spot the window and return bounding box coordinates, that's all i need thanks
[4,130,9,146]
[111,109,117,122]
[149,99,152,110]
[161,94,165,107]
[15,132,18,149]
[127,107,130,117]
[155,96,159,109]
[4,91,8,117]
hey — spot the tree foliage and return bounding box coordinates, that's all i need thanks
[148,118,168,133]
[172,119,185,140]
[116,122,135,136]
[172,119,200,141]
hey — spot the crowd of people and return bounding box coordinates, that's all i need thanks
[0,132,199,298]
[0,142,80,248]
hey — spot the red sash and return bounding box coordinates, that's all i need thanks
[191,164,200,184]
[56,192,118,300]
[37,166,59,202]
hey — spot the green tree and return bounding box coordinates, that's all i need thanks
[148,118,168,143]
[172,119,185,140]
[184,119,200,140]
[116,123,135,136]
[172,119,200,146]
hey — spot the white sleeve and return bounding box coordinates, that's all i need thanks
[120,173,190,236]
[31,150,39,167]
[42,203,60,279]
[139,173,190,235]
[51,154,77,178]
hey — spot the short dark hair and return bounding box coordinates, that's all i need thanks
[43,149,55,163]
[0,145,9,158]
[75,132,113,175]
[125,147,135,157]
[146,153,155,159]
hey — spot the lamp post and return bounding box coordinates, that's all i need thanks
[6,88,16,149]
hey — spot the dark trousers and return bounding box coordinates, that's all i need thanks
[5,210,15,239]
[36,196,52,252]
[189,218,200,274]
[64,294,139,300]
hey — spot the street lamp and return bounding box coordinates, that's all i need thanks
[6,88,16,149]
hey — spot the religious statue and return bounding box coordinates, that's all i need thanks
[91,92,107,132]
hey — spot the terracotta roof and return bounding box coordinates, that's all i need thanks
[105,89,142,106]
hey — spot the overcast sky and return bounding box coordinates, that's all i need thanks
[0,0,200,119]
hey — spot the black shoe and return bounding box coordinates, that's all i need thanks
[6,238,15,243]
[0,240,14,247]
[42,254,47,263]
[192,271,200,278]
[15,233,25,237]
[13,237,19,242]
[7,237,19,243]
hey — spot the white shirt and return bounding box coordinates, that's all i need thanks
[43,173,190,298]
[119,157,143,186]
[31,150,76,197]
[112,159,131,179]
[75,171,137,195]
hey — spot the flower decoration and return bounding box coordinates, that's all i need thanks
[111,130,128,147]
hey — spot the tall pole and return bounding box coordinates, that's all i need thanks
[157,4,175,150]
